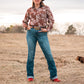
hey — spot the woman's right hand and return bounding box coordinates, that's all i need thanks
[22,23,28,28]
[27,26,31,30]
[22,23,31,30]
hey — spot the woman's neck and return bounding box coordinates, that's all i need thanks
[35,4,40,9]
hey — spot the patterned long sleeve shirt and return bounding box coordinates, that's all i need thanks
[22,5,54,31]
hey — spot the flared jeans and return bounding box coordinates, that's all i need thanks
[26,28,57,80]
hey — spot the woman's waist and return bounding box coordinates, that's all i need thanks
[29,21,48,27]
[29,23,48,30]
[29,25,46,30]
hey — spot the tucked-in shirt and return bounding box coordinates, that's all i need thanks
[22,5,54,31]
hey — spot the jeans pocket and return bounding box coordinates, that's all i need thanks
[27,29,31,31]
[27,28,33,31]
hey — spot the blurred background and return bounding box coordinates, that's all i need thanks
[0,1,84,84]
[0,0,84,35]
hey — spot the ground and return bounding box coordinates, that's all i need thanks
[0,33,84,84]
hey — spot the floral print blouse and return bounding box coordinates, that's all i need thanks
[22,5,54,31]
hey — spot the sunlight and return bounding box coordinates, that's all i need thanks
[54,10,84,23]
[0,15,24,26]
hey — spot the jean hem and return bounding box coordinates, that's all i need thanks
[27,76,34,79]
[50,76,58,80]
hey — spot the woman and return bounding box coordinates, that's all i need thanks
[22,0,60,82]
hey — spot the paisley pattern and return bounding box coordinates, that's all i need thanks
[22,5,54,31]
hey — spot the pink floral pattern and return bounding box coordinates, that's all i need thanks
[22,5,54,31]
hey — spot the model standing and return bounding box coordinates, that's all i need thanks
[22,0,60,82]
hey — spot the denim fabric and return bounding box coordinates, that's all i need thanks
[26,28,57,79]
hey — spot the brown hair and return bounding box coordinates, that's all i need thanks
[32,0,45,8]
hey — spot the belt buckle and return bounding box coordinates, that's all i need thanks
[34,27,40,30]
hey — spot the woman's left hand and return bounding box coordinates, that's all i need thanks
[38,28,48,32]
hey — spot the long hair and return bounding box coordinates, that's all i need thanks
[32,0,45,8]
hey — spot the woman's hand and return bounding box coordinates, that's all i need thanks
[27,26,31,30]
[22,23,28,28]
[38,28,48,32]
[22,23,31,30]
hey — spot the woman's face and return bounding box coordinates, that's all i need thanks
[33,0,42,5]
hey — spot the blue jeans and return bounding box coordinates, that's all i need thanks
[26,28,57,80]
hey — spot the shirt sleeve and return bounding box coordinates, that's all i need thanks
[22,8,30,25]
[46,6,54,31]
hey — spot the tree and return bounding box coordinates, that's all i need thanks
[4,25,25,33]
[65,25,76,35]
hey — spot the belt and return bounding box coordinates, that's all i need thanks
[30,25,46,30]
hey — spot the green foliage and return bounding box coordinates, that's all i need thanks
[65,25,76,35]
[5,27,10,33]
[4,25,25,33]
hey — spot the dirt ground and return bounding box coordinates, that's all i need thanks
[0,33,84,84]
